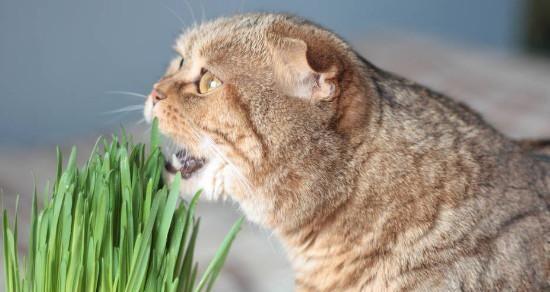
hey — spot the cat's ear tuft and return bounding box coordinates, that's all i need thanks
[271,37,338,101]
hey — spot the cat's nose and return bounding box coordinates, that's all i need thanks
[149,87,167,105]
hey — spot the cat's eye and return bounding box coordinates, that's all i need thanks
[178,58,184,69]
[198,71,222,94]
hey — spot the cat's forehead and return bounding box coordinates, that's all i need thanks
[173,14,283,60]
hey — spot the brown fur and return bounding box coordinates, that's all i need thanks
[144,13,550,291]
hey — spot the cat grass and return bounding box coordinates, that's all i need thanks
[2,119,242,292]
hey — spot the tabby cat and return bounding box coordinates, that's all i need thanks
[143,13,550,291]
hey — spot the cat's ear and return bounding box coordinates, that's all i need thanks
[271,38,338,101]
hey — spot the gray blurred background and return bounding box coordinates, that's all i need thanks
[1,0,549,291]
[0,0,544,146]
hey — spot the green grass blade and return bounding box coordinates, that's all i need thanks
[150,118,160,152]
[194,217,244,292]
[1,124,242,292]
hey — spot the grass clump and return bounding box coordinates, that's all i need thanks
[2,120,242,292]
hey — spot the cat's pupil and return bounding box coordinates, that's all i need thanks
[179,58,184,69]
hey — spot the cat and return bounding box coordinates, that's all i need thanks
[143,13,550,291]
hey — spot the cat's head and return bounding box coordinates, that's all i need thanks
[144,13,371,226]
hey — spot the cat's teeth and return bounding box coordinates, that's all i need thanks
[164,149,206,179]
[171,153,183,169]
[164,153,182,174]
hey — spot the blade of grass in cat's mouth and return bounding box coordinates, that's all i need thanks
[165,148,206,178]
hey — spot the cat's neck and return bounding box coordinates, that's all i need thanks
[275,181,393,290]
[272,114,391,289]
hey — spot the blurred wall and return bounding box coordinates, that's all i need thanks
[0,0,523,147]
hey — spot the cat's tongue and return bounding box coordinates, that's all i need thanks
[165,149,205,179]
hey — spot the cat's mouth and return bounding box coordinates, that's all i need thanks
[164,148,206,179]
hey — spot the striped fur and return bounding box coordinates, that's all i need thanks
[145,13,550,291]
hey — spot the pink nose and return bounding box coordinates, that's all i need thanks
[149,88,167,105]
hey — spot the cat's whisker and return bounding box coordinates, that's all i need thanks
[202,135,256,199]
[183,0,198,26]
[135,118,146,126]
[165,144,175,158]
[101,104,144,115]
[171,113,256,202]
[199,0,206,23]
[239,0,247,13]
[169,140,178,154]
[161,3,187,27]
[105,90,148,99]
[101,113,139,126]
[184,120,256,199]
[163,138,174,154]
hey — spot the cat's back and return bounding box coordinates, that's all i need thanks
[355,66,550,291]
[440,150,550,291]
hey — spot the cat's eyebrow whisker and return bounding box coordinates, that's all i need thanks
[105,90,148,99]
[183,0,198,26]
[101,104,144,115]
[161,3,187,27]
